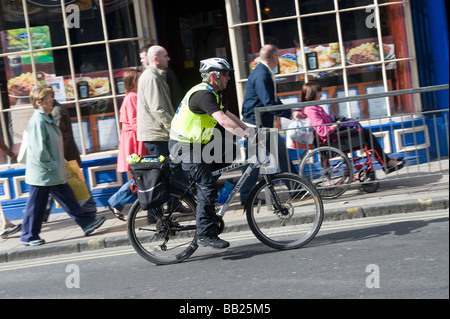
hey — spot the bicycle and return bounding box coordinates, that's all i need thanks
[127,144,324,265]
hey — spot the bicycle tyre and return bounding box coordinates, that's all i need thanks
[127,186,198,265]
[246,173,324,250]
[299,146,353,199]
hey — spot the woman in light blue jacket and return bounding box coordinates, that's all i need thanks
[20,85,105,246]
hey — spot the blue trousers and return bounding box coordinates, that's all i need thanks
[21,184,96,242]
[108,179,135,212]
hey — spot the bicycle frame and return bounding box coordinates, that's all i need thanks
[170,133,281,218]
[171,152,273,219]
[212,161,258,217]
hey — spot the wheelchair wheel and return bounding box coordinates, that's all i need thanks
[299,146,353,199]
[360,169,380,193]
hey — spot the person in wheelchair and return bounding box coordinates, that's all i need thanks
[299,82,405,174]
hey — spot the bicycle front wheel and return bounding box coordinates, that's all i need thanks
[127,187,198,265]
[246,173,324,250]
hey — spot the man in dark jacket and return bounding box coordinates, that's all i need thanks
[240,44,297,204]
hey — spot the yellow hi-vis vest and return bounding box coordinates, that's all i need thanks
[170,83,224,144]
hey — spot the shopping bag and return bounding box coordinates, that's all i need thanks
[17,130,28,164]
[0,204,6,234]
[65,160,91,203]
[286,118,314,150]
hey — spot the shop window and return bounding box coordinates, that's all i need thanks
[298,0,334,14]
[338,0,374,10]
[262,20,299,49]
[231,0,258,24]
[259,0,296,20]
[0,0,148,165]
[69,98,119,153]
[301,14,339,46]
[226,0,419,121]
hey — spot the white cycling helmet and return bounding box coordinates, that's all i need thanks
[199,58,233,73]
[199,58,233,89]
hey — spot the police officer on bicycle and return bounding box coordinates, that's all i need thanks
[169,58,251,249]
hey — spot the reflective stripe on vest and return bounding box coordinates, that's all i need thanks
[170,83,223,144]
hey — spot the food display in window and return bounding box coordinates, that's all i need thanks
[89,77,110,95]
[278,49,298,74]
[7,71,48,98]
[248,49,298,75]
[346,39,395,65]
[347,42,380,64]
[297,43,342,71]
[64,77,110,99]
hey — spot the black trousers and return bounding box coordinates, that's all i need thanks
[169,139,235,237]
[329,128,390,165]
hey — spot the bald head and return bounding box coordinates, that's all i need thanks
[147,45,170,70]
[259,44,279,70]
[260,44,279,62]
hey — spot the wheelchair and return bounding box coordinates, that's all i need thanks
[299,125,383,199]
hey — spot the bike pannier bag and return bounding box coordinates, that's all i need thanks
[130,160,171,210]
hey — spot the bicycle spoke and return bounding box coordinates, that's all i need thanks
[246,173,324,250]
[127,188,198,265]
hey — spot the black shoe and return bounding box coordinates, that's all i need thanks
[197,235,230,249]
[83,216,106,236]
[1,223,21,239]
[384,161,406,174]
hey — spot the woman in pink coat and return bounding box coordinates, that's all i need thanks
[300,82,405,174]
[108,69,148,220]
[116,70,148,172]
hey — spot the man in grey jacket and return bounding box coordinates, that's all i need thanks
[137,45,174,156]
[136,45,189,214]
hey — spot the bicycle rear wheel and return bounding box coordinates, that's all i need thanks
[246,173,324,250]
[127,186,198,265]
[300,147,353,199]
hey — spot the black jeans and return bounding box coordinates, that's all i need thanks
[330,128,390,166]
[168,139,231,237]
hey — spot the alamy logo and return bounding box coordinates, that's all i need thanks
[365,8,377,29]
[365,264,380,288]
[65,264,80,289]
[66,4,80,29]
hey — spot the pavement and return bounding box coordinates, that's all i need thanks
[1,158,448,263]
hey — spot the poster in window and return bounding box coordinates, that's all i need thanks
[366,85,389,118]
[337,88,361,119]
[345,36,396,70]
[0,26,55,106]
[297,42,341,73]
[97,117,118,150]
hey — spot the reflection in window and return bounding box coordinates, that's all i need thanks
[259,0,296,20]
[263,20,299,49]
[298,0,334,14]
[232,0,258,24]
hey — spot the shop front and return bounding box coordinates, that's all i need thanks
[0,0,448,218]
